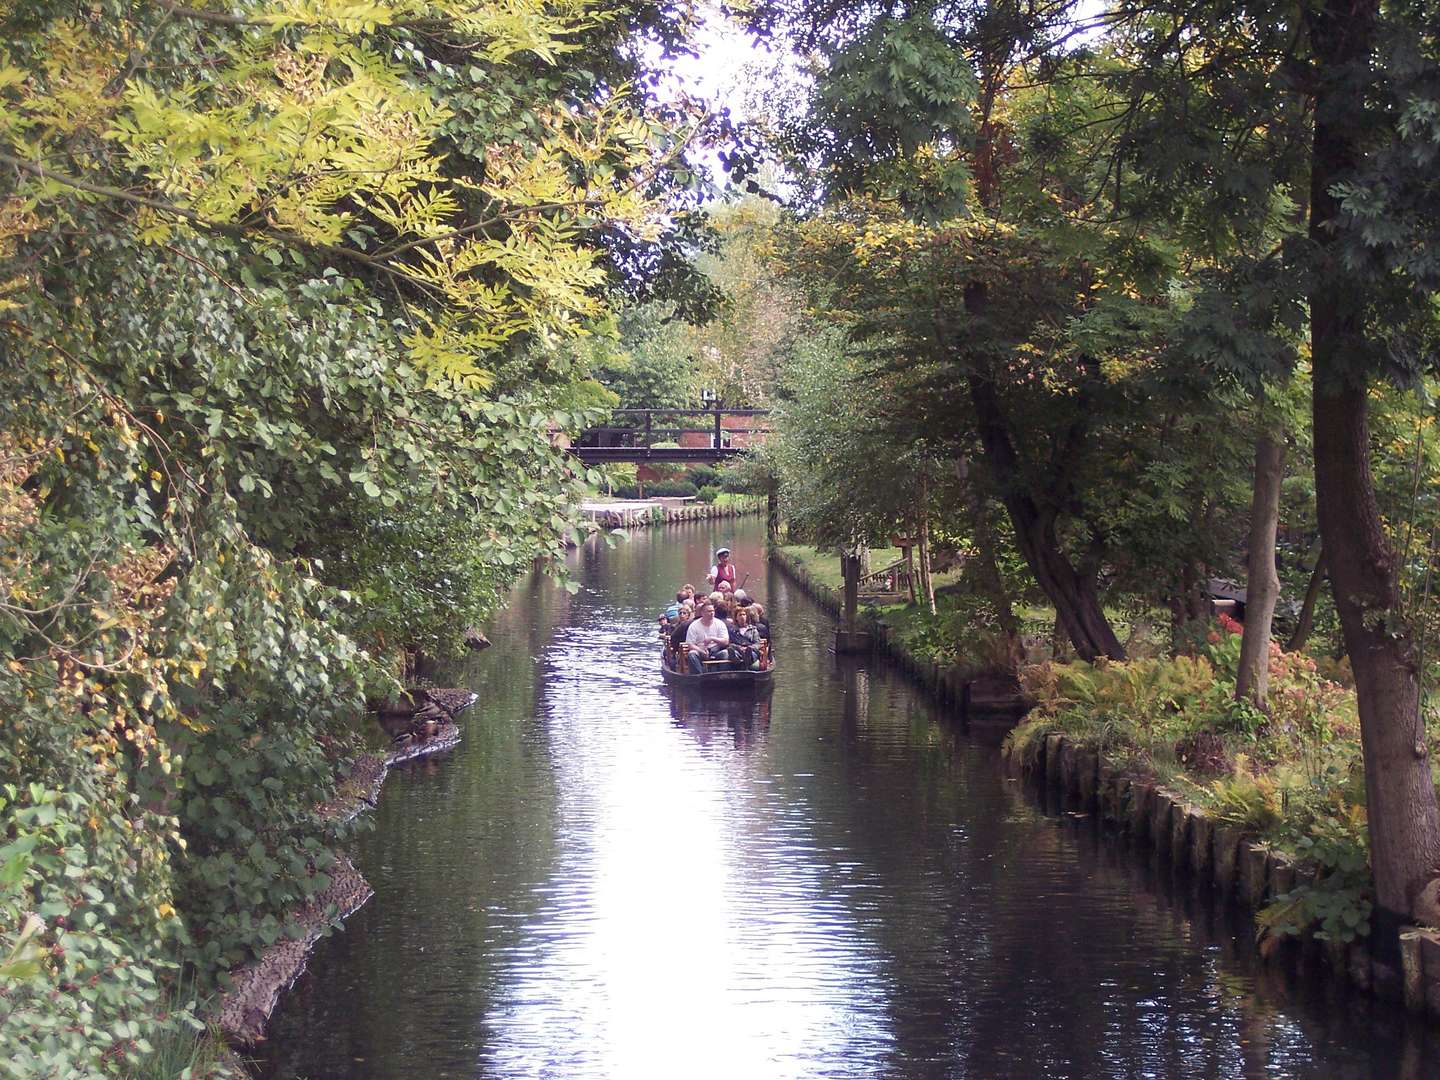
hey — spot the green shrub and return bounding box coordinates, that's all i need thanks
[648,480,699,498]
[0,785,204,1077]
[600,463,638,493]
[686,465,722,489]
[611,480,698,498]
[1259,803,1372,944]
[696,484,720,503]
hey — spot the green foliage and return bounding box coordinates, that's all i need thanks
[685,465,723,489]
[1014,642,1380,942]
[1261,807,1373,944]
[0,0,704,1071]
[0,785,201,1078]
[696,485,720,504]
[612,480,698,498]
[802,15,976,214]
[590,302,700,409]
[716,452,773,494]
[1201,764,1284,833]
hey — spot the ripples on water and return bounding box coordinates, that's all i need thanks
[261,520,1439,1079]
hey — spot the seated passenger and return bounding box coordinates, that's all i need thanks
[668,602,695,665]
[731,607,762,670]
[684,601,730,673]
[751,603,771,645]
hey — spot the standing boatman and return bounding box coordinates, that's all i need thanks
[708,546,737,591]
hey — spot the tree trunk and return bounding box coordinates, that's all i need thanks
[966,370,1124,660]
[956,455,1023,666]
[1285,546,1326,653]
[961,284,1124,661]
[766,480,780,542]
[1169,562,1209,632]
[916,474,936,616]
[1308,0,1440,923]
[1235,433,1286,709]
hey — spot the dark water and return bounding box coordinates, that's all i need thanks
[261,518,1438,1079]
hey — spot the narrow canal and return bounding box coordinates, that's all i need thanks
[262,517,1438,1078]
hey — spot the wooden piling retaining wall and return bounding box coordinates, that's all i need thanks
[1004,730,1440,1019]
[579,498,764,535]
[770,542,1440,1021]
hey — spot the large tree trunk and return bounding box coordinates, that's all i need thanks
[1235,433,1286,708]
[1308,0,1440,924]
[960,282,1124,661]
[966,368,1124,661]
[955,455,1023,666]
[1285,547,1326,653]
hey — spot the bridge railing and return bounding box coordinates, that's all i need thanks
[578,408,771,451]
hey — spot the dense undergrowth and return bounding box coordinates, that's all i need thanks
[1006,614,1381,945]
[0,0,700,1074]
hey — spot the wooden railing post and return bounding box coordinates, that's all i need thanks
[714,409,722,448]
[644,410,652,447]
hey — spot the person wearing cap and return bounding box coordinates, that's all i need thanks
[708,547,737,591]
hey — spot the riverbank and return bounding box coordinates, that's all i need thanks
[215,695,474,1049]
[767,545,1029,737]
[1003,730,1440,1019]
[581,494,762,532]
[770,541,1440,1022]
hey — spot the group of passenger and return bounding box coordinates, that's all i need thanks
[659,548,773,674]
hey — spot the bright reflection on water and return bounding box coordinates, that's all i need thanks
[261,518,1439,1079]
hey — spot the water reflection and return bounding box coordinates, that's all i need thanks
[480,636,889,1077]
[260,518,1440,1079]
[664,686,772,750]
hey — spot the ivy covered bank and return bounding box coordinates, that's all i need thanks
[0,0,713,1074]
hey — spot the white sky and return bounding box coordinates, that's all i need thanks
[663,8,779,121]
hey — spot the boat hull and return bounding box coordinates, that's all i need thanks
[661,661,774,691]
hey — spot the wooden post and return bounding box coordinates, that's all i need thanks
[835,549,872,653]
[644,410,652,448]
[842,552,860,632]
[714,409,723,448]
[917,475,936,616]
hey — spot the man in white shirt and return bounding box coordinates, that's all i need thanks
[684,601,730,673]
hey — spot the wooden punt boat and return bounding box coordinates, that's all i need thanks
[661,657,775,691]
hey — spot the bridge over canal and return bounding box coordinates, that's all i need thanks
[571,408,770,465]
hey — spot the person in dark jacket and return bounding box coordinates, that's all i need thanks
[667,602,695,667]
